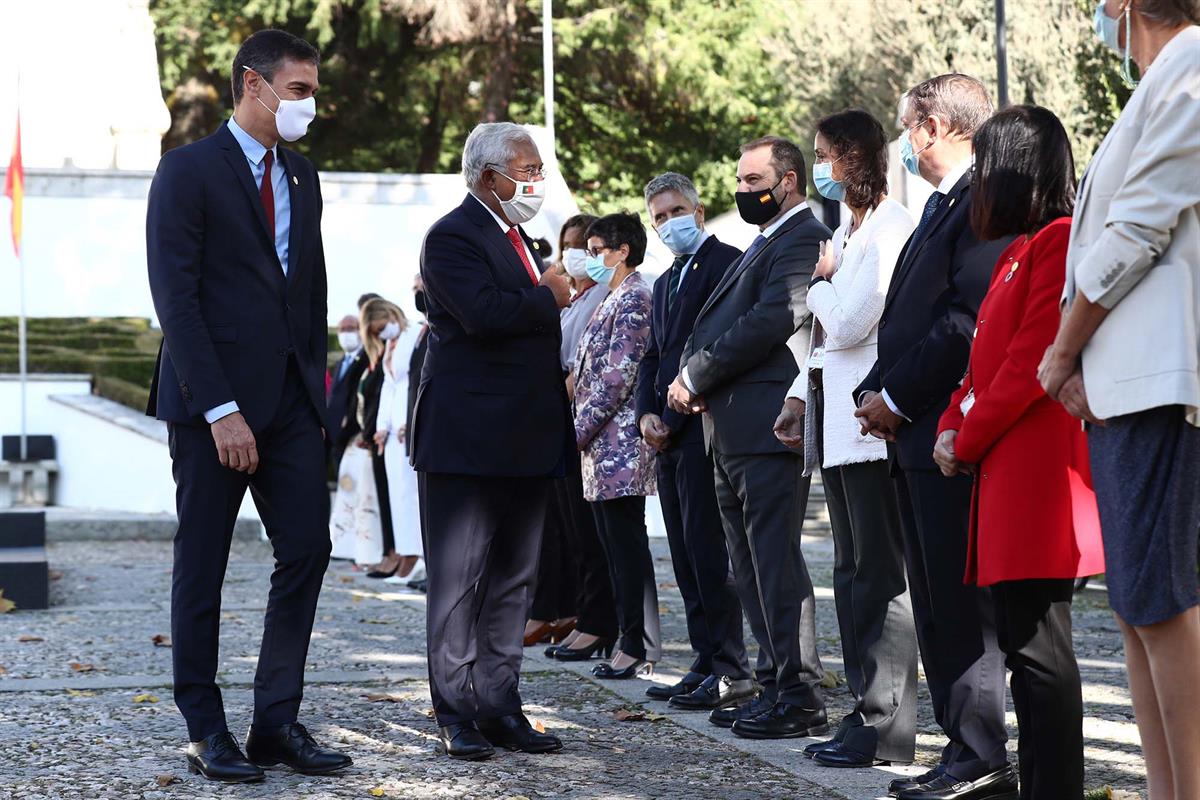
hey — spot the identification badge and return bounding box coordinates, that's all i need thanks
[960,389,976,417]
[808,347,826,370]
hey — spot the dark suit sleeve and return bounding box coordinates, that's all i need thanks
[634,280,663,428]
[881,227,1010,420]
[421,228,560,337]
[146,149,234,417]
[309,166,329,382]
[854,361,882,404]
[684,234,818,397]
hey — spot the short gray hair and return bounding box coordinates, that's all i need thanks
[461,122,536,187]
[643,172,701,209]
[904,73,993,138]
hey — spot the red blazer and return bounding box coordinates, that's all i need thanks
[937,218,1104,586]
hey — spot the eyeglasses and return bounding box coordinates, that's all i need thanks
[487,163,546,180]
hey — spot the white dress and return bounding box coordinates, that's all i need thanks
[329,367,386,565]
[377,326,424,557]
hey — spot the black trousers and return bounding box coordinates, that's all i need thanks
[556,454,617,638]
[590,496,661,661]
[657,441,748,679]
[530,485,578,621]
[168,359,331,742]
[894,466,1007,780]
[371,448,395,554]
[420,471,547,726]
[814,386,916,761]
[992,579,1083,800]
[713,450,823,707]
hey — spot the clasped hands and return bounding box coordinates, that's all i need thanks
[853,391,902,442]
[667,375,707,415]
[1037,344,1103,425]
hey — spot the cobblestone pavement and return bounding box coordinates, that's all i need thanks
[0,524,1145,799]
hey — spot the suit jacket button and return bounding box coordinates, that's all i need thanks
[879,319,888,329]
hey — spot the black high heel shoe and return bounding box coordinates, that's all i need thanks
[592,659,654,680]
[552,639,614,662]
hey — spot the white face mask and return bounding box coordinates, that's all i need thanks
[563,248,590,279]
[379,321,401,341]
[246,67,316,142]
[490,169,546,224]
[337,331,360,352]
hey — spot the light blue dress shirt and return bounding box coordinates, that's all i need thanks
[204,117,294,424]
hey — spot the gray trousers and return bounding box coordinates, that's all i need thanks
[713,450,824,707]
[420,472,548,726]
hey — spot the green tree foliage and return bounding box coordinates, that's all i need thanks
[150,0,1132,218]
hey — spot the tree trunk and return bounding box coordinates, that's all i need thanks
[481,0,518,122]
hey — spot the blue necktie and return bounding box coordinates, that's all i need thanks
[911,191,945,249]
[741,234,768,267]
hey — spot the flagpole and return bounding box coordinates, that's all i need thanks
[13,69,25,462]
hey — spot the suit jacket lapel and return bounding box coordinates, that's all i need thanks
[663,235,713,341]
[279,149,304,286]
[698,208,812,320]
[218,124,276,256]
[887,175,969,305]
[462,195,537,287]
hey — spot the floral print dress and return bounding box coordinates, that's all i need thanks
[572,271,657,502]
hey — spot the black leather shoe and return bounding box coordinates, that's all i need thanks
[731,701,829,740]
[553,638,614,662]
[670,675,757,710]
[646,671,707,701]
[890,766,946,796]
[186,731,265,783]
[815,745,886,768]
[708,691,774,729]
[477,713,563,754]
[244,722,352,775]
[437,722,496,760]
[897,765,1019,800]
[803,738,841,759]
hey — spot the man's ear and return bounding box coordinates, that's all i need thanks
[695,204,706,226]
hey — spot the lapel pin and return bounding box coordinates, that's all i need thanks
[293,175,299,186]
[1004,261,1019,282]
[948,197,956,208]
[691,262,699,270]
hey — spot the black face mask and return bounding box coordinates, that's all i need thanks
[734,176,788,226]
[414,289,427,315]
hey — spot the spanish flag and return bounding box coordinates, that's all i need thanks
[4,113,21,258]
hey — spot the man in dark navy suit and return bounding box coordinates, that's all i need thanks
[854,74,1017,800]
[146,29,350,783]
[325,313,367,477]
[411,122,572,761]
[635,172,753,711]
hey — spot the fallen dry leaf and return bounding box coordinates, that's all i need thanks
[0,664,7,675]
[364,693,405,703]
[340,576,355,584]
[0,590,15,614]
[152,634,172,648]
[48,570,64,581]
[819,670,843,689]
[156,774,181,787]
[66,689,97,697]
[369,789,386,798]
[359,618,391,625]
[133,693,160,704]
[533,719,546,733]
[612,708,646,722]
[422,708,436,719]
[18,634,43,643]
[69,662,99,673]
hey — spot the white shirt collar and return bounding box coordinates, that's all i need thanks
[227,116,277,167]
[937,156,973,195]
[761,201,810,239]
[471,192,513,232]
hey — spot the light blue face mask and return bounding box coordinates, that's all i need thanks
[657,213,704,255]
[585,252,616,284]
[1094,0,1139,89]
[899,125,929,177]
[812,160,846,202]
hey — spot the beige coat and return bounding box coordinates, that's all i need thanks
[1065,26,1200,426]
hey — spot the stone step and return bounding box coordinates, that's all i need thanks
[42,509,261,542]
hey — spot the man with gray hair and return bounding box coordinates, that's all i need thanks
[636,172,754,711]
[854,75,1017,800]
[410,121,571,761]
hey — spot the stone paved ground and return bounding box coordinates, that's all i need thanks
[0,525,1146,799]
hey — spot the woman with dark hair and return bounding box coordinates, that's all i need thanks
[934,105,1105,799]
[773,108,917,769]
[572,211,659,678]
[525,213,621,657]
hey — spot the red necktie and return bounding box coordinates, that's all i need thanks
[260,150,275,239]
[505,227,539,286]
